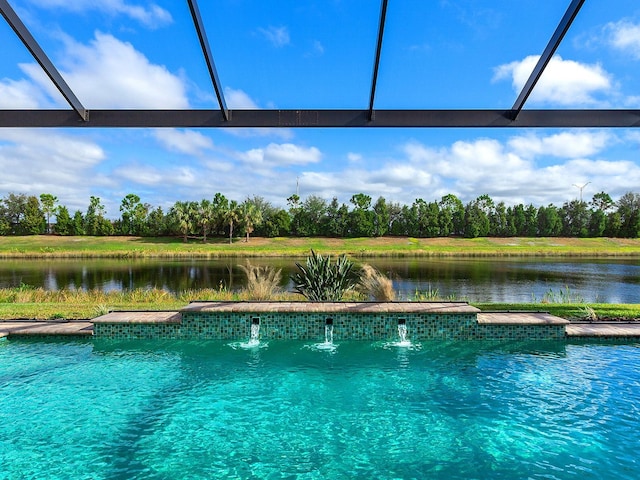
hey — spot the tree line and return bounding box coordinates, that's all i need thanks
[0,190,639,240]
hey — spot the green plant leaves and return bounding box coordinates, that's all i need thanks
[291,250,355,301]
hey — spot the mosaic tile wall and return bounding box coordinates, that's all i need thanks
[94,312,567,341]
[93,323,181,339]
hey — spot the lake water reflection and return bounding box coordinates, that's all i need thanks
[0,257,638,303]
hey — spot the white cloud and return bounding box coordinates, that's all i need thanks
[493,55,612,106]
[396,132,640,205]
[258,26,290,47]
[224,87,259,109]
[347,152,363,163]
[28,0,172,28]
[152,129,214,156]
[21,32,189,109]
[0,129,107,211]
[114,164,198,187]
[114,164,164,186]
[0,79,47,108]
[606,20,640,58]
[240,143,321,172]
[507,131,612,159]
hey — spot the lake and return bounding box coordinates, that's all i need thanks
[0,257,638,303]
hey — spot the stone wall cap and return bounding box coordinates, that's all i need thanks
[181,301,480,314]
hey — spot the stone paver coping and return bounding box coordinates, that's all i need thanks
[182,301,481,314]
[478,312,569,325]
[0,320,93,337]
[92,311,182,324]
[566,323,640,337]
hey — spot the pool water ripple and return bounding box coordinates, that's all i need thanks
[1,339,639,479]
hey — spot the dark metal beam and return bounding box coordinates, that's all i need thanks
[1,109,638,128]
[368,0,389,121]
[0,0,88,121]
[187,0,229,121]
[511,0,586,117]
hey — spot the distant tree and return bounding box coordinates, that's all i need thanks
[386,201,404,236]
[591,191,615,213]
[146,207,167,236]
[1,193,27,234]
[537,205,562,237]
[293,195,327,236]
[490,202,511,236]
[170,201,196,242]
[55,205,72,235]
[261,208,291,237]
[349,193,375,237]
[211,193,229,237]
[509,204,526,236]
[196,199,214,242]
[39,193,58,234]
[616,192,640,238]
[72,210,85,235]
[85,196,111,236]
[605,211,622,237]
[411,199,439,237]
[372,196,390,237]
[524,204,538,236]
[463,195,492,238]
[240,200,263,242]
[223,200,240,244]
[22,196,45,235]
[323,197,348,237]
[561,200,590,237]
[588,209,607,237]
[438,194,464,236]
[119,193,148,236]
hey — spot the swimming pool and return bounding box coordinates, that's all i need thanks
[1,338,638,479]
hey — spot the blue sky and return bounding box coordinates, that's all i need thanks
[1,0,640,217]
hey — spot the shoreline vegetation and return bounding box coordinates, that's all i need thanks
[1,235,640,258]
[0,236,638,321]
[0,286,638,322]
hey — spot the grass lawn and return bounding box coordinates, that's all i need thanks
[0,235,639,258]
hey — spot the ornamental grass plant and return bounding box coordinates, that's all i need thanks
[291,250,356,301]
[237,260,283,300]
[357,264,396,302]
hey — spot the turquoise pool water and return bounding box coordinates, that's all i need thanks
[1,338,639,479]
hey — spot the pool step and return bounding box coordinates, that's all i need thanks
[566,322,640,338]
[92,311,182,325]
[477,312,569,326]
[0,320,93,336]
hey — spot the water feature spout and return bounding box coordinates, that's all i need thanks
[239,317,260,348]
[398,319,408,344]
[249,317,260,341]
[324,318,334,345]
[306,317,338,352]
[389,318,412,348]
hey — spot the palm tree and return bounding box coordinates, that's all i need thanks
[197,199,214,242]
[223,200,239,244]
[241,201,263,242]
[171,201,194,242]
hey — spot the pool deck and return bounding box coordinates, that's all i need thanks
[1,312,639,339]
